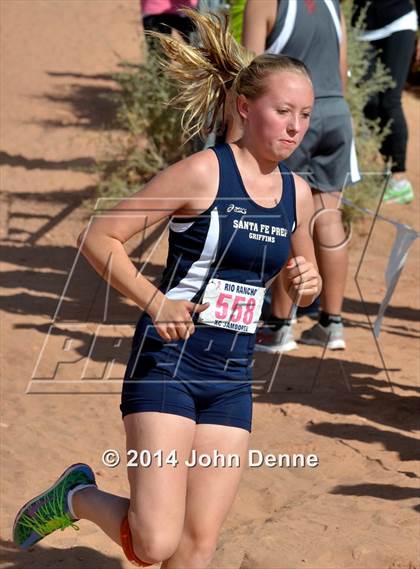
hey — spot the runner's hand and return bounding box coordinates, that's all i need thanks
[149,297,210,341]
[285,256,320,297]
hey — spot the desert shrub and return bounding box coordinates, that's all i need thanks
[96,45,194,200]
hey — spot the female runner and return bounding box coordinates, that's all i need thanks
[13,10,321,568]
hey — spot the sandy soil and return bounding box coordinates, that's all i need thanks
[1,2,419,568]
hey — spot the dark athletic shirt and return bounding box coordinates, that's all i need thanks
[352,0,418,30]
[265,0,343,98]
[158,143,297,306]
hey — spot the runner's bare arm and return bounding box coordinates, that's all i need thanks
[284,174,322,306]
[339,10,348,92]
[242,0,277,55]
[77,150,218,319]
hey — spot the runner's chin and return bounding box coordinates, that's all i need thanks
[273,140,297,161]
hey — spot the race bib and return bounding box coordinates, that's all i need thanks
[198,278,266,334]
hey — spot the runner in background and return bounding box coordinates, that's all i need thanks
[353,0,418,205]
[141,0,198,44]
[235,0,361,353]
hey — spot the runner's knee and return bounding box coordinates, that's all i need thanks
[133,534,178,565]
[180,530,219,564]
[129,512,180,563]
[314,210,347,248]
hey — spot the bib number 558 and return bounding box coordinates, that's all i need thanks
[215,293,256,325]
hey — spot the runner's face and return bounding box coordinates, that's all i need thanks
[241,71,314,161]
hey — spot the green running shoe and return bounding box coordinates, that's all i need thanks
[13,463,96,550]
[383,178,414,204]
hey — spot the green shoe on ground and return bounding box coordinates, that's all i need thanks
[383,178,414,204]
[13,463,96,550]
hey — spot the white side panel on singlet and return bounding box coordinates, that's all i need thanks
[266,0,297,54]
[323,0,342,42]
[166,207,220,300]
[169,219,195,232]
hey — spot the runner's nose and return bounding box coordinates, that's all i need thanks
[286,116,299,136]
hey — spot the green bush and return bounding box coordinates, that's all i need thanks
[229,0,246,42]
[96,44,194,200]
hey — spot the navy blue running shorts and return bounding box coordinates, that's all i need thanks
[120,314,254,432]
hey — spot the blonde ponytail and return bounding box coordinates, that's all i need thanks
[148,10,311,141]
[147,9,253,141]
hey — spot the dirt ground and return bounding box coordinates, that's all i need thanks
[1,2,419,568]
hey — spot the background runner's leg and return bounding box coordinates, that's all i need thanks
[312,191,348,315]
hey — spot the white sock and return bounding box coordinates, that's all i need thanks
[67,483,95,520]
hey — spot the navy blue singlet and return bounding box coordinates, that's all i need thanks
[120,144,297,431]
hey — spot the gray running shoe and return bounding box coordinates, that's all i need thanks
[255,324,298,353]
[299,322,346,350]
